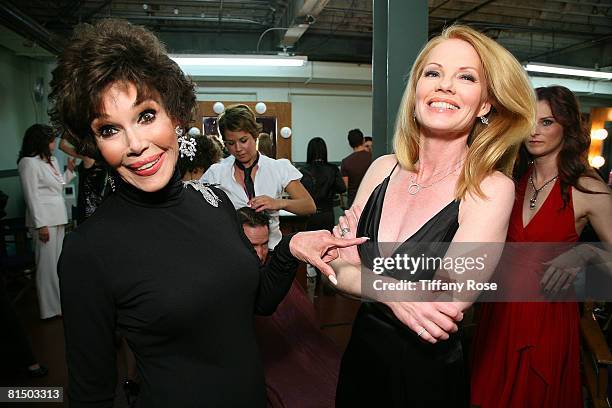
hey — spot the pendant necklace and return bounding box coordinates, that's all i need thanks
[407,159,465,195]
[528,174,557,210]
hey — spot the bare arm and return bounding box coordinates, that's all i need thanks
[249,180,316,215]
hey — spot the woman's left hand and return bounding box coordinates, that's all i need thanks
[249,195,283,212]
[289,231,368,285]
[540,248,586,294]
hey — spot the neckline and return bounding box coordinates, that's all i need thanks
[373,173,458,247]
[521,170,559,230]
[115,166,185,208]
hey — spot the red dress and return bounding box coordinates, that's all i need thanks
[470,173,582,408]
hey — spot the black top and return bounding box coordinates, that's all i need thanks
[299,162,346,211]
[59,169,297,408]
[336,165,468,407]
[75,161,109,224]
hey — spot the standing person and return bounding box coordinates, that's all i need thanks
[17,124,75,319]
[257,132,275,157]
[326,25,536,407]
[301,137,346,232]
[50,19,363,407]
[363,136,373,153]
[203,104,315,249]
[471,86,612,408]
[340,128,371,208]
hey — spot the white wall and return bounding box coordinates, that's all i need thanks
[195,82,373,162]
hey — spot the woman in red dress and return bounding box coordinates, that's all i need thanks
[471,86,612,407]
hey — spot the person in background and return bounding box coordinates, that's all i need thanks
[471,85,612,408]
[18,124,75,319]
[51,19,358,407]
[340,128,371,208]
[238,205,342,408]
[178,134,222,181]
[203,104,315,249]
[257,132,275,158]
[363,136,373,153]
[59,139,109,225]
[328,25,536,407]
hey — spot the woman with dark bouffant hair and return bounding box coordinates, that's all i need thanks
[18,124,74,319]
[471,85,611,407]
[50,19,364,407]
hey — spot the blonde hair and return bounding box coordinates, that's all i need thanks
[394,25,536,198]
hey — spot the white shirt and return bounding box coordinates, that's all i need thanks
[202,154,302,249]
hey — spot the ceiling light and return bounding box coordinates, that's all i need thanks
[173,8,179,15]
[170,55,307,67]
[524,63,612,80]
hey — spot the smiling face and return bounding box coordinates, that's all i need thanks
[414,38,491,138]
[91,81,178,192]
[526,100,565,159]
[223,130,258,166]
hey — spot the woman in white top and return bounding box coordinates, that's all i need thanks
[18,124,74,319]
[203,104,315,249]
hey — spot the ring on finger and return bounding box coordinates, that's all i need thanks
[340,227,350,237]
[417,327,427,337]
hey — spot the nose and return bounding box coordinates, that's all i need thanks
[125,128,147,156]
[437,74,455,93]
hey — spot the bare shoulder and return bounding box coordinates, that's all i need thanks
[352,154,397,209]
[470,171,515,202]
[573,175,612,215]
[459,171,515,222]
[576,175,611,195]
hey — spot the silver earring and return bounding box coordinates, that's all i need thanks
[176,126,197,161]
[480,116,489,125]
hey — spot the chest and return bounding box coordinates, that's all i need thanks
[226,165,283,203]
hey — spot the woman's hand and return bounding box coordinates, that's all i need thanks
[332,206,363,266]
[540,247,587,294]
[249,195,283,212]
[385,301,463,344]
[289,230,368,285]
[38,226,50,243]
[67,158,76,172]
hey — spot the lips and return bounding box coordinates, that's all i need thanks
[126,152,165,176]
[427,98,460,111]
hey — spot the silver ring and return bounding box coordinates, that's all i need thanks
[417,327,427,337]
[340,227,350,237]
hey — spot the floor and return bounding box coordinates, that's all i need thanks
[0,265,360,407]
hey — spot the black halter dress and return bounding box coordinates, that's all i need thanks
[335,164,469,407]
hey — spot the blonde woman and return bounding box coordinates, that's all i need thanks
[327,25,536,407]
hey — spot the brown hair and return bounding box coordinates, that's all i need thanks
[515,85,607,206]
[217,104,262,140]
[49,19,196,159]
[257,133,275,157]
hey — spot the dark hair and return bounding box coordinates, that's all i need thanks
[306,137,328,164]
[217,104,262,140]
[257,133,275,157]
[348,128,364,148]
[48,19,196,160]
[515,85,604,206]
[364,136,372,142]
[18,124,55,163]
[177,135,222,178]
[236,207,269,228]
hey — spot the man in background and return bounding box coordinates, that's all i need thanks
[340,128,371,208]
[237,207,270,263]
[363,136,373,153]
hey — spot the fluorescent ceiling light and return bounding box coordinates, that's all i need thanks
[524,63,612,80]
[170,55,307,67]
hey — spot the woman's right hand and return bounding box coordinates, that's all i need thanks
[332,206,363,266]
[38,226,50,243]
[385,301,463,344]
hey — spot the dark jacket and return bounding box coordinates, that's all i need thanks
[300,162,346,211]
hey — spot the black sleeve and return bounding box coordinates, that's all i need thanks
[334,167,347,194]
[58,232,117,408]
[254,233,299,315]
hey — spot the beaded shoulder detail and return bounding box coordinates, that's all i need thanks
[183,180,221,207]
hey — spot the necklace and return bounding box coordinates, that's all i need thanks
[407,160,464,195]
[528,174,558,210]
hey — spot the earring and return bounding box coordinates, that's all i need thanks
[176,126,197,161]
[412,111,417,121]
[480,116,489,125]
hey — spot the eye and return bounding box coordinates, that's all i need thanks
[239,138,249,143]
[139,109,156,124]
[542,119,553,126]
[97,125,118,138]
[459,73,476,82]
[424,70,439,78]
[225,140,234,146]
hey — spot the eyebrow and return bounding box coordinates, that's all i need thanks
[93,99,158,122]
